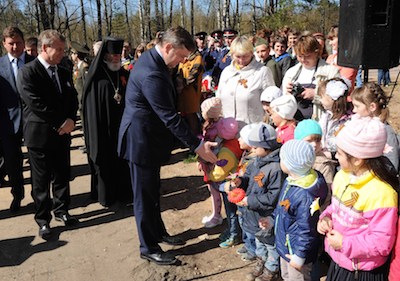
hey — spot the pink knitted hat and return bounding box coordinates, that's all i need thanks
[217,117,238,140]
[201,97,222,119]
[336,114,387,159]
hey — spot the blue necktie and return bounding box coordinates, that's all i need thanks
[12,58,19,80]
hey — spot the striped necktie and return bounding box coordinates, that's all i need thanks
[12,58,19,80]
[49,66,61,95]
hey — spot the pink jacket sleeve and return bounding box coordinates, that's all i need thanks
[389,217,400,281]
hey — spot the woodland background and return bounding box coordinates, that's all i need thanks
[0,0,339,53]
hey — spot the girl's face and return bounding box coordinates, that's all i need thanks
[202,111,209,121]
[238,137,251,150]
[320,93,335,111]
[352,99,373,117]
[262,101,271,114]
[335,147,353,172]
[288,34,297,47]
[270,109,284,127]
[297,52,319,69]
[329,37,338,52]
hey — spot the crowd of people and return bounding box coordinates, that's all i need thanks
[0,23,400,281]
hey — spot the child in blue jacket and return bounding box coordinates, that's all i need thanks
[230,122,285,280]
[259,139,328,281]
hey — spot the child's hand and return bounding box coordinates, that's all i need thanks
[231,177,241,187]
[317,217,333,235]
[327,230,343,250]
[285,255,302,270]
[224,182,230,193]
[259,217,270,229]
[196,161,202,172]
[237,196,248,207]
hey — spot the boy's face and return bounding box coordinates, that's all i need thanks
[280,161,290,175]
[253,146,269,157]
[238,137,251,150]
[303,135,322,154]
[262,101,271,113]
[255,44,270,61]
[288,34,297,47]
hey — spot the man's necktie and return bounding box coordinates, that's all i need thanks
[12,58,19,80]
[49,66,61,95]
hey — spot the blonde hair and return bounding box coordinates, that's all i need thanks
[230,36,254,56]
[351,82,390,123]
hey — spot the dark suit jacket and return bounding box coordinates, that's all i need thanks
[17,58,78,149]
[0,53,35,136]
[118,47,200,167]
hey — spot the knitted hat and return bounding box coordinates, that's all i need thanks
[201,97,222,119]
[248,122,277,149]
[294,119,322,140]
[217,117,238,140]
[240,123,258,147]
[270,94,297,120]
[280,139,316,176]
[260,86,283,103]
[336,114,387,159]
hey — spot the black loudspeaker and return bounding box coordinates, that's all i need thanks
[338,0,400,69]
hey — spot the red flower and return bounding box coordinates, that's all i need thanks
[228,188,245,204]
[121,76,127,86]
[129,64,133,70]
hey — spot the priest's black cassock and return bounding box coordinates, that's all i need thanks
[82,37,132,207]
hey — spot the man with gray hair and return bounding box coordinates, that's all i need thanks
[17,29,78,239]
[118,26,218,265]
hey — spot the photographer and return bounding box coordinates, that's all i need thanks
[282,35,340,121]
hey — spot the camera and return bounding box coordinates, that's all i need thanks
[291,82,310,109]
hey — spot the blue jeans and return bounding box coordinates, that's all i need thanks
[221,191,239,239]
[378,69,391,86]
[238,206,256,255]
[356,69,363,88]
[255,238,280,273]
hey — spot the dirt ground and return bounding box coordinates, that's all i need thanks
[1,71,400,281]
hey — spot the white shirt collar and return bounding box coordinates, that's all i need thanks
[38,54,56,71]
[8,52,25,63]
[155,44,164,61]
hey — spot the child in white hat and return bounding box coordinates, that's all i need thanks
[269,94,297,144]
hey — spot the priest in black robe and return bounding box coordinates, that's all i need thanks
[82,37,132,207]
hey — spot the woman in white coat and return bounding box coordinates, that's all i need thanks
[217,36,275,130]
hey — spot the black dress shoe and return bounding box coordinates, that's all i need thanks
[159,235,186,246]
[39,224,52,239]
[55,213,79,226]
[140,251,177,265]
[10,198,21,212]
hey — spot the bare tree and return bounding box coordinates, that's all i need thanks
[217,0,221,29]
[190,0,193,34]
[222,0,230,29]
[96,0,102,40]
[155,0,161,32]
[138,0,144,41]
[160,0,164,30]
[80,0,88,44]
[180,0,184,27]
[103,0,110,35]
[143,0,151,40]
[124,0,131,43]
[169,0,173,26]
[252,0,256,35]
[37,0,50,30]
[49,0,55,29]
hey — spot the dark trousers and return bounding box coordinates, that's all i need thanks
[28,143,71,227]
[0,133,24,200]
[129,162,167,255]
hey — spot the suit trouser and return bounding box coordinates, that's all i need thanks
[0,132,24,200]
[28,143,71,227]
[129,162,167,255]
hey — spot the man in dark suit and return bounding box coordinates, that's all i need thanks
[0,26,35,211]
[118,26,217,266]
[17,30,79,239]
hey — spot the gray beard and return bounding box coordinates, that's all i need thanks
[105,60,120,72]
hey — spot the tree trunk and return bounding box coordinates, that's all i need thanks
[169,0,173,27]
[180,0,184,28]
[160,0,164,30]
[96,0,102,40]
[190,0,193,34]
[139,0,144,41]
[80,0,87,44]
[144,0,151,40]
[155,0,161,32]
[37,0,50,30]
[103,0,110,35]
[217,0,221,29]
[35,0,41,34]
[222,0,230,29]
[252,0,256,35]
[109,0,113,34]
[61,0,72,41]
